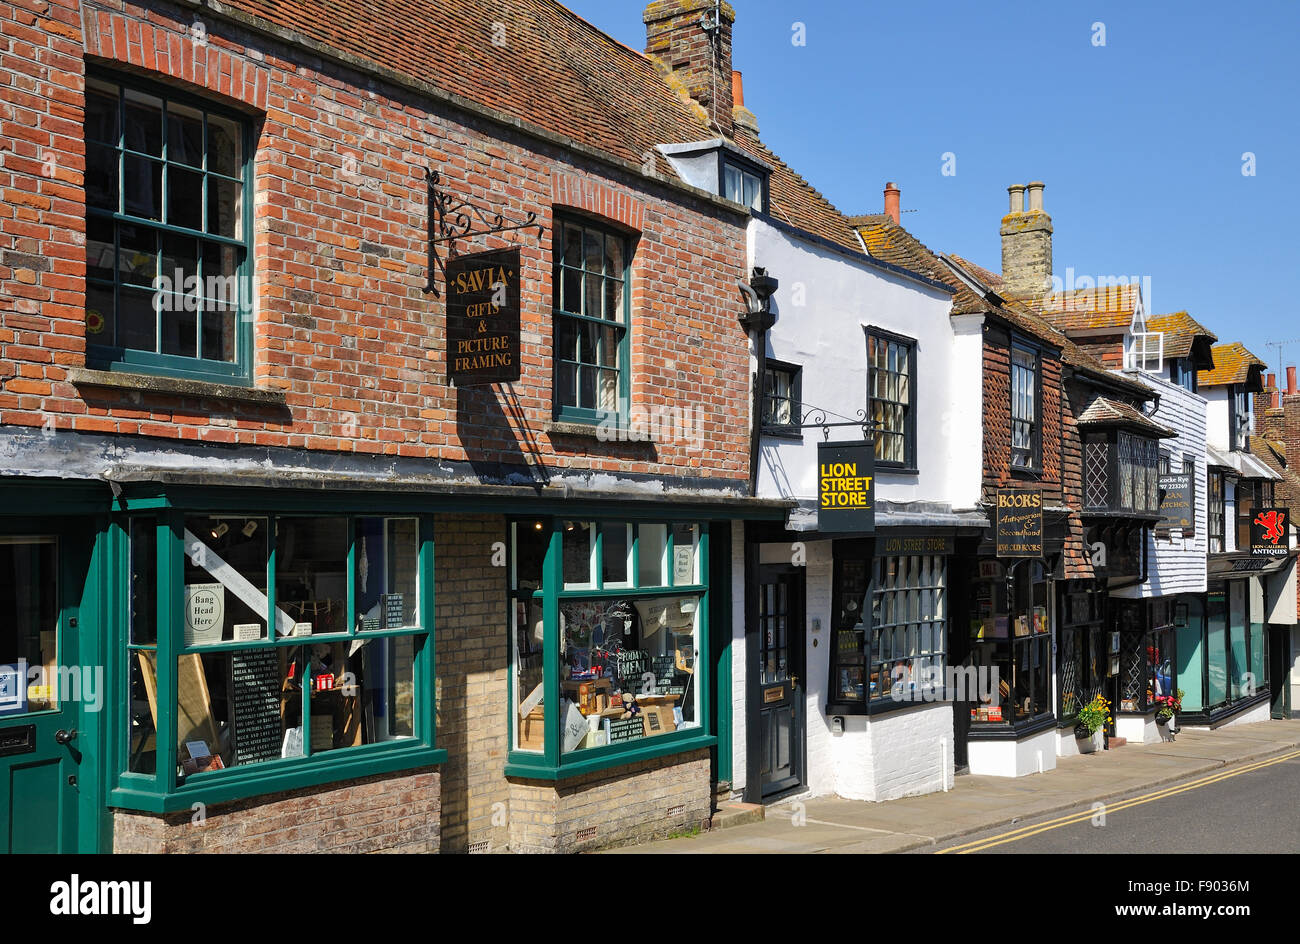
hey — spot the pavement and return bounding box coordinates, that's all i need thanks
[607,719,1300,854]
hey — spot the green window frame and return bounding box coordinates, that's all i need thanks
[84,69,254,385]
[109,510,443,813]
[552,216,631,425]
[505,518,714,780]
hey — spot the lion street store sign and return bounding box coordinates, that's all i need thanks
[1250,507,1290,557]
[817,440,874,533]
[996,488,1043,558]
[447,248,520,385]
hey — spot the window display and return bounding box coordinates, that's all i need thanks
[969,559,1050,724]
[1057,584,1105,720]
[510,519,707,761]
[129,514,429,785]
[827,550,947,710]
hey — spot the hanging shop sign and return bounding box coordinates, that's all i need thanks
[817,441,875,533]
[1249,508,1291,557]
[446,248,521,385]
[1157,474,1194,534]
[878,533,955,556]
[995,488,1042,558]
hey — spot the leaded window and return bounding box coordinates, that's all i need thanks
[867,330,915,468]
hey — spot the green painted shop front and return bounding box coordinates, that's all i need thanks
[0,478,767,853]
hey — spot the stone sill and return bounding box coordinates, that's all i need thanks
[69,367,288,407]
[544,420,657,444]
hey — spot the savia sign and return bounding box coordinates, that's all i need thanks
[816,441,874,533]
[446,248,521,385]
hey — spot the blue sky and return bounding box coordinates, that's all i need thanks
[564,0,1300,381]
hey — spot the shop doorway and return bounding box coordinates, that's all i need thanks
[1270,627,1291,720]
[754,567,805,799]
[0,531,86,852]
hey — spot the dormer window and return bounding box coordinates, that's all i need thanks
[722,160,764,212]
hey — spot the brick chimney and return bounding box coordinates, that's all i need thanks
[1257,372,1284,442]
[1000,181,1053,298]
[883,182,900,224]
[645,0,735,133]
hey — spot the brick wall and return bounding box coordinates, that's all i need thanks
[508,748,711,853]
[434,513,509,853]
[112,767,440,852]
[0,0,751,480]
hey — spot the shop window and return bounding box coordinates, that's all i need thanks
[1114,600,1174,714]
[84,71,252,384]
[0,536,59,717]
[761,361,801,435]
[1057,585,1105,721]
[827,551,947,712]
[119,513,438,808]
[968,560,1051,725]
[508,519,710,773]
[552,217,629,424]
[1174,597,1204,712]
[1206,590,1227,706]
[867,329,916,469]
[1010,346,1039,471]
[1208,471,1225,553]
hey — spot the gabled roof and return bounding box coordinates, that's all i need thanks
[213,0,717,180]
[1076,397,1176,438]
[730,127,864,254]
[1198,343,1267,388]
[1032,282,1141,333]
[1147,312,1218,360]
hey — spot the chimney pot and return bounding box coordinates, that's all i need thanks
[1026,181,1045,212]
[884,182,900,225]
[1267,372,1277,390]
[731,70,743,108]
[1288,365,1297,394]
[1007,184,1026,214]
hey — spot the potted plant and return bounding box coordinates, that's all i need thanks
[1154,688,1183,741]
[1074,694,1110,754]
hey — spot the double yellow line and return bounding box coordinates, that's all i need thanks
[937,749,1300,854]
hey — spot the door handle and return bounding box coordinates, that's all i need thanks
[55,728,77,745]
[790,675,798,690]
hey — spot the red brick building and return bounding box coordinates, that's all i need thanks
[0,0,785,852]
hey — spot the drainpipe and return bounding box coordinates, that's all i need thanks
[738,268,779,496]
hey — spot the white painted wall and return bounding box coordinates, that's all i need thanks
[1113,373,1208,599]
[1204,387,1231,452]
[967,728,1058,777]
[748,218,965,508]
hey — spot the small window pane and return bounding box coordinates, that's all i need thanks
[85,79,120,145]
[207,178,242,238]
[123,154,162,220]
[200,301,237,362]
[167,102,205,168]
[86,217,115,284]
[160,301,197,358]
[562,224,582,268]
[275,518,348,637]
[601,523,631,586]
[183,515,270,645]
[562,521,594,587]
[355,517,419,630]
[512,520,549,591]
[168,166,204,231]
[671,524,698,585]
[86,144,119,211]
[117,286,158,352]
[724,164,742,203]
[129,519,157,645]
[638,524,667,587]
[123,89,163,156]
[207,113,242,177]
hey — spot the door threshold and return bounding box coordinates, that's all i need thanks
[761,784,810,806]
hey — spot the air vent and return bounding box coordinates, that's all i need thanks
[575,826,597,843]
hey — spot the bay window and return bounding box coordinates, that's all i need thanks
[508,519,712,776]
[118,512,439,809]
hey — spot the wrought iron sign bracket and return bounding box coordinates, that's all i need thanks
[790,407,878,442]
[422,167,545,296]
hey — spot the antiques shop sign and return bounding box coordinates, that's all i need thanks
[996,488,1042,557]
[1157,474,1194,534]
[447,248,520,385]
[817,441,875,533]
[1250,507,1290,557]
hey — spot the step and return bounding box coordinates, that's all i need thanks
[1108,736,1127,748]
[710,801,764,831]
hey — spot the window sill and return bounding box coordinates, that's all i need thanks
[966,713,1056,740]
[108,743,447,813]
[760,428,804,441]
[825,695,951,717]
[69,367,288,407]
[544,418,656,443]
[504,731,715,781]
[876,466,919,477]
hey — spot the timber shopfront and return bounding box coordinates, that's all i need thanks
[0,480,766,853]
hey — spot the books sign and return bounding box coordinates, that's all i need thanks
[1250,508,1290,557]
[995,488,1043,558]
[446,248,520,385]
[817,440,875,533]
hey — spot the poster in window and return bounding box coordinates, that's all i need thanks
[446,248,521,386]
[1249,508,1290,556]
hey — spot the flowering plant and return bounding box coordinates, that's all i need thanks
[1154,688,1183,722]
[1076,694,1111,736]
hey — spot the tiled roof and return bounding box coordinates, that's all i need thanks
[214,0,717,179]
[1147,311,1217,361]
[1034,282,1140,333]
[731,128,864,253]
[1077,397,1176,437]
[945,253,1003,289]
[1198,342,1267,387]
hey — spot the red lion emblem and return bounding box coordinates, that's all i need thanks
[1254,509,1287,546]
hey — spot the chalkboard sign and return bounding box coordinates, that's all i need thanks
[230,648,282,766]
[606,715,645,743]
[616,649,649,687]
[383,593,406,629]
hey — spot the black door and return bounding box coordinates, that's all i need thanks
[1270,626,1290,720]
[756,567,804,799]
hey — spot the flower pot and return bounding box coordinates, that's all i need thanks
[1076,728,1104,754]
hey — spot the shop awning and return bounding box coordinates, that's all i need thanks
[786,498,990,533]
[1206,445,1281,480]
